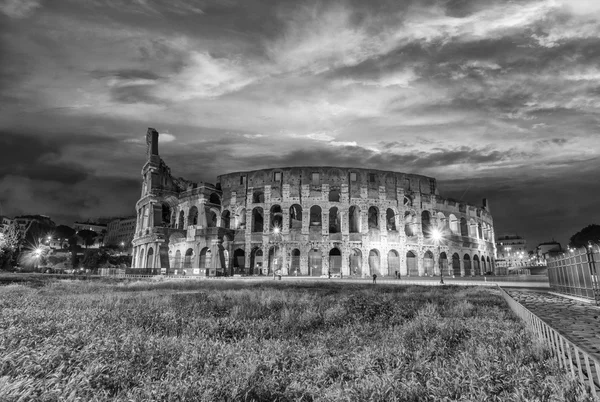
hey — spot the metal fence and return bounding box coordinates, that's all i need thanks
[547,248,600,304]
[499,287,600,396]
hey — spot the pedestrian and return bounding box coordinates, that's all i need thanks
[372,273,377,284]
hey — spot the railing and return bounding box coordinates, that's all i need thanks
[499,287,600,396]
[548,248,600,305]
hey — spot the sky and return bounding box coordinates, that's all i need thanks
[1,0,600,249]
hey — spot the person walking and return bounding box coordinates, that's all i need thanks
[372,273,377,284]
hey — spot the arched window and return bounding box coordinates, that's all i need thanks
[388,250,400,276]
[188,206,199,226]
[463,254,472,276]
[252,207,264,233]
[233,249,245,274]
[421,210,431,237]
[329,207,340,233]
[452,253,461,276]
[289,205,302,229]
[146,247,154,269]
[449,214,458,234]
[290,249,301,275]
[237,208,246,229]
[270,205,283,230]
[309,205,322,227]
[308,249,322,276]
[174,250,182,269]
[170,210,177,228]
[468,219,477,238]
[368,206,379,229]
[206,208,217,228]
[199,248,211,268]
[349,206,360,233]
[183,248,194,269]
[406,251,417,276]
[221,210,231,229]
[440,252,448,276]
[349,248,362,276]
[178,210,185,229]
[460,217,468,236]
[473,255,480,275]
[209,193,221,205]
[404,212,415,237]
[368,249,380,276]
[161,203,171,226]
[386,209,396,231]
[253,190,264,203]
[329,248,342,274]
[328,189,340,202]
[423,251,434,276]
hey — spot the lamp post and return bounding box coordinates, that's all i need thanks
[431,228,444,284]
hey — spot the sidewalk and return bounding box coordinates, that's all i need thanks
[507,290,600,361]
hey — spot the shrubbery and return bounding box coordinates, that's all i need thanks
[0,281,593,401]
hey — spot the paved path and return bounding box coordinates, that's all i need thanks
[508,290,600,362]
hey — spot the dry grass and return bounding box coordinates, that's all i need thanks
[0,279,594,401]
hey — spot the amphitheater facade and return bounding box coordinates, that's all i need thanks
[132,129,497,277]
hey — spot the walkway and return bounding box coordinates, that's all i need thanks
[508,290,600,362]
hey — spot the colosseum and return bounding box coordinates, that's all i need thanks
[132,129,497,277]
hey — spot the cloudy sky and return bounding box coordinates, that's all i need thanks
[1,0,600,248]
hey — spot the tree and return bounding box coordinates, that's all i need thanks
[0,222,23,269]
[77,229,98,248]
[569,224,600,249]
[55,225,76,241]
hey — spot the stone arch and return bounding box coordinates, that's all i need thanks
[368,206,379,229]
[406,250,418,276]
[161,203,171,226]
[199,247,211,268]
[308,249,322,276]
[468,218,477,238]
[174,249,182,269]
[481,255,487,274]
[188,206,199,226]
[477,223,483,239]
[237,208,246,230]
[221,210,231,229]
[252,190,264,204]
[328,189,340,202]
[178,210,185,229]
[206,207,218,228]
[404,211,416,237]
[183,248,194,269]
[309,205,322,227]
[329,207,341,233]
[386,208,397,231]
[349,205,361,233]
[290,248,301,275]
[146,247,154,269]
[349,248,362,276]
[449,214,458,234]
[137,246,145,268]
[463,254,472,276]
[388,249,400,277]
[233,248,245,274]
[270,205,283,230]
[170,210,177,228]
[452,253,461,276]
[250,247,263,275]
[268,245,283,274]
[423,250,434,276]
[289,204,302,229]
[460,217,468,236]
[440,252,448,276]
[421,210,432,237]
[252,207,264,232]
[436,212,447,230]
[328,247,342,274]
[473,255,481,275]
[368,249,381,276]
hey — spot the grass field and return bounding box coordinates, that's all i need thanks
[0,279,593,401]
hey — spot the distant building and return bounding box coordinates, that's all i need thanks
[0,216,13,232]
[495,234,528,271]
[536,241,562,265]
[14,215,56,240]
[104,217,136,253]
[73,221,107,248]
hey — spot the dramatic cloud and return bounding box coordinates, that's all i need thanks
[1,0,600,247]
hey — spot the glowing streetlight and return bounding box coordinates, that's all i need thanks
[431,228,444,284]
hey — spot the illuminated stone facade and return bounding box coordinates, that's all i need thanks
[132,129,497,277]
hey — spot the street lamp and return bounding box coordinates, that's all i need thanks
[431,228,444,284]
[120,242,125,254]
[33,247,42,271]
